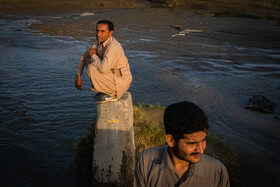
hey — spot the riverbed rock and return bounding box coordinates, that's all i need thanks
[244,95,277,114]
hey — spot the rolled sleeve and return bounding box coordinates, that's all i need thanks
[76,52,87,75]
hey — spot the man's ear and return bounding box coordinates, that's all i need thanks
[166,134,175,147]
[109,30,114,36]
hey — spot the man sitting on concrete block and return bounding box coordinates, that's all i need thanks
[134,101,230,187]
[75,20,132,103]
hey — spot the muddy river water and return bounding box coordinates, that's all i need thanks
[0,8,279,186]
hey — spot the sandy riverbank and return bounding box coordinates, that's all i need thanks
[1,0,280,39]
[1,0,280,13]
[0,0,279,41]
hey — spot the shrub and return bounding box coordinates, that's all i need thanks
[74,103,240,186]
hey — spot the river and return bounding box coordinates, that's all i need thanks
[0,9,279,186]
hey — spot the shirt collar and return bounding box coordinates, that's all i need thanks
[191,155,207,178]
[158,146,176,173]
[159,146,205,178]
[99,36,113,48]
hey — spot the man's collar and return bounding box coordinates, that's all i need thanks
[99,36,113,47]
[191,155,207,178]
[158,146,177,174]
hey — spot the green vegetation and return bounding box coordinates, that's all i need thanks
[74,103,240,186]
[150,0,280,8]
[150,0,178,6]
[254,0,280,8]
[149,0,280,25]
[73,119,96,184]
[133,103,166,156]
[205,135,240,186]
[214,11,280,26]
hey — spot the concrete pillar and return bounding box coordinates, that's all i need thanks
[92,92,135,186]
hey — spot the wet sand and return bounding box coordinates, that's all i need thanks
[1,0,280,39]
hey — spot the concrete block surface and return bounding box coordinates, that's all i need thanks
[92,92,135,186]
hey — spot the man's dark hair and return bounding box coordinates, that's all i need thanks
[164,101,209,140]
[97,20,114,31]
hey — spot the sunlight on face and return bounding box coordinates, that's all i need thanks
[172,130,207,164]
[96,23,113,43]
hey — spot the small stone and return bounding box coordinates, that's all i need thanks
[171,25,183,30]
[245,95,277,114]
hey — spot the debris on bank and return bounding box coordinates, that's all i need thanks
[80,12,95,17]
[172,29,203,37]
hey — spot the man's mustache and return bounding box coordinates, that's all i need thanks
[190,152,201,156]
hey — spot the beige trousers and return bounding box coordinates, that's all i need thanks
[87,63,117,98]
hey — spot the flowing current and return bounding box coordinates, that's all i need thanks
[0,10,279,186]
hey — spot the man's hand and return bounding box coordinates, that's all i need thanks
[75,74,82,90]
[88,47,97,56]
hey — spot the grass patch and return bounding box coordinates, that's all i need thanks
[205,135,240,187]
[214,11,280,26]
[254,0,280,9]
[150,0,280,8]
[73,119,96,185]
[150,0,177,6]
[74,103,240,186]
[133,103,166,157]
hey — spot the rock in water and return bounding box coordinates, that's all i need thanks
[245,95,277,114]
